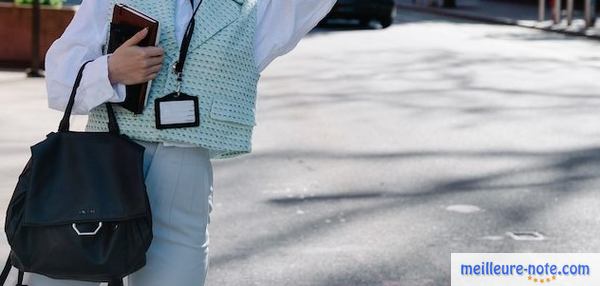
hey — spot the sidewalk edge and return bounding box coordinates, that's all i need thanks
[396,3,600,41]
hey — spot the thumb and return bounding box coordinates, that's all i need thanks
[122,27,148,47]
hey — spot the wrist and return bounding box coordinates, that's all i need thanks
[107,54,118,85]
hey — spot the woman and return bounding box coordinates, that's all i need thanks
[40,0,336,285]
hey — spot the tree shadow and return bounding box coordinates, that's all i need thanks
[210,146,600,285]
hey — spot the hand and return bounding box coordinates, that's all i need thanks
[108,28,164,85]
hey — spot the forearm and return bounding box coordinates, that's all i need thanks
[45,0,126,115]
[46,52,126,115]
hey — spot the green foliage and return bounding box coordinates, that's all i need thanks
[14,0,64,8]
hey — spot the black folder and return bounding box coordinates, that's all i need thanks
[106,4,160,114]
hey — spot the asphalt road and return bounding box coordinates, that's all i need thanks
[1,9,600,286]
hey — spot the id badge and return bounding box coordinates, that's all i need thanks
[154,92,200,129]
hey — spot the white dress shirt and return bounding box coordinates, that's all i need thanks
[45,0,336,115]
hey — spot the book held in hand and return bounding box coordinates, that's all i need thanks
[106,4,160,114]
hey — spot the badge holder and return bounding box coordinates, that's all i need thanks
[154,0,203,130]
[154,83,200,130]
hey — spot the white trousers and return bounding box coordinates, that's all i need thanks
[27,140,214,286]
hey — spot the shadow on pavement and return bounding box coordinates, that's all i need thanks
[210,145,600,284]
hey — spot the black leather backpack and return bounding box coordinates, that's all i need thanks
[0,61,153,286]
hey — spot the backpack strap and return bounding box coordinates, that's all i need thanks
[0,256,26,286]
[0,256,12,286]
[16,270,25,286]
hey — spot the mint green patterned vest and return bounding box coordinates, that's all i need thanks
[85,0,259,159]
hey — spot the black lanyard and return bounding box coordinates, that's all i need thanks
[173,0,203,95]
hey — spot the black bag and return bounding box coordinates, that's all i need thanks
[0,61,153,286]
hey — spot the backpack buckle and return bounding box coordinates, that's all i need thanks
[72,222,103,236]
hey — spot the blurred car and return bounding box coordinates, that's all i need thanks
[324,0,397,28]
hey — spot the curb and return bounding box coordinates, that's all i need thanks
[396,3,600,41]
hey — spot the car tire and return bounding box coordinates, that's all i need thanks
[359,18,370,27]
[380,8,397,29]
[379,16,393,28]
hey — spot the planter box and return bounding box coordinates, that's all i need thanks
[0,3,76,68]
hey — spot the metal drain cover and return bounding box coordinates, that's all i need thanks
[506,231,545,241]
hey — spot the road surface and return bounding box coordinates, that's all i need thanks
[0,9,599,286]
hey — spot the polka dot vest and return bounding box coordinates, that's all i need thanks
[86,0,259,159]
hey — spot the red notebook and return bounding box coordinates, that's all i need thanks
[106,4,160,114]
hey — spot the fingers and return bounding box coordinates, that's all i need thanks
[143,46,164,57]
[122,27,149,48]
[110,31,164,85]
[143,56,163,67]
[144,72,159,82]
[144,63,163,76]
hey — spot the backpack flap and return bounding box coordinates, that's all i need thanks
[21,132,148,226]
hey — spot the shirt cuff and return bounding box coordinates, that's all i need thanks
[111,82,127,103]
[79,54,126,111]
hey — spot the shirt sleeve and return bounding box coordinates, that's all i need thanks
[45,0,126,116]
[253,0,336,72]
